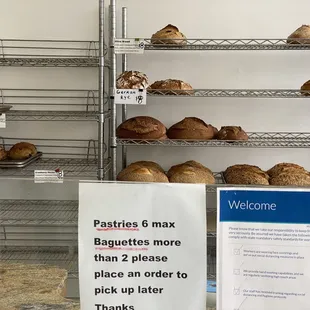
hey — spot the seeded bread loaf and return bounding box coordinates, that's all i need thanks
[225,164,269,180]
[116,116,167,140]
[0,146,7,160]
[287,25,310,44]
[117,161,168,183]
[151,24,186,45]
[216,126,248,141]
[168,160,215,184]
[267,163,307,178]
[270,172,310,186]
[148,79,193,95]
[8,142,37,160]
[225,170,269,185]
[116,71,149,89]
[167,117,215,140]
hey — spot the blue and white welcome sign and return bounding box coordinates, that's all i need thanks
[217,188,310,310]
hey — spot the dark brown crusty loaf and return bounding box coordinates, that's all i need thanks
[167,117,215,140]
[117,161,168,183]
[225,170,269,185]
[167,160,215,184]
[116,116,167,140]
[270,172,310,186]
[8,142,37,160]
[267,163,307,178]
[151,24,186,45]
[216,126,248,141]
[0,146,7,161]
[301,80,310,96]
[116,71,149,89]
[148,79,193,95]
[224,164,269,180]
[287,25,310,44]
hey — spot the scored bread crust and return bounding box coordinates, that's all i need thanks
[267,163,307,178]
[216,126,249,141]
[148,79,193,95]
[270,172,310,186]
[167,117,215,140]
[224,164,269,180]
[116,116,166,140]
[301,80,310,96]
[287,25,310,44]
[169,166,215,184]
[167,160,213,178]
[225,170,269,185]
[8,142,37,160]
[116,71,149,89]
[151,24,187,45]
[117,162,168,183]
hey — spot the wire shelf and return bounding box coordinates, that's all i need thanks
[144,38,310,51]
[147,89,310,98]
[6,110,101,121]
[0,200,77,226]
[117,132,310,148]
[0,39,104,67]
[0,246,78,277]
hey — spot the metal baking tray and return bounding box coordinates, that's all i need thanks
[0,152,42,168]
[0,105,12,114]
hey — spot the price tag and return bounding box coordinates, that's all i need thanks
[115,89,147,105]
[0,114,6,128]
[114,38,145,54]
[34,169,64,183]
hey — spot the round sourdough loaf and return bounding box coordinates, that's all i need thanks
[287,25,310,44]
[148,79,193,95]
[116,116,167,140]
[0,147,7,161]
[267,163,307,178]
[225,170,269,185]
[167,117,215,140]
[116,71,149,89]
[224,164,269,180]
[167,160,215,184]
[8,142,37,160]
[216,126,248,141]
[270,172,310,186]
[151,24,186,45]
[117,161,168,183]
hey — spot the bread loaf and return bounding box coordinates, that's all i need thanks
[267,163,307,178]
[224,164,269,180]
[116,116,167,140]
[0,146,7,160]
[8,142,37,160]
[216,126,248,141]
[117,161,168,183]
[167,117,215,140]
[151,24,186,45]
[287,25,310,44]
[270,172,310,186]
[301,80,310,96]
[148,79,193,95]
[168,160,215,184]
[225,170,269,185]
[116,71,149,89]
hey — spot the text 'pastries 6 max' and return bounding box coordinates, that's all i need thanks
[117,116,248,141]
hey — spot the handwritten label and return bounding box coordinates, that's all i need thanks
[0,114,6,128]
[115,89,146,105]
[114,38,145,54]
[34,169,64,183]
[79,182,206,310]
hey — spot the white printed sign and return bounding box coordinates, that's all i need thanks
[79,182,206,310]
[114,38,145,54]
[34,169,64,183]
[0,114,6,128]
[217,187,310,310]
[115,89,147,105]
